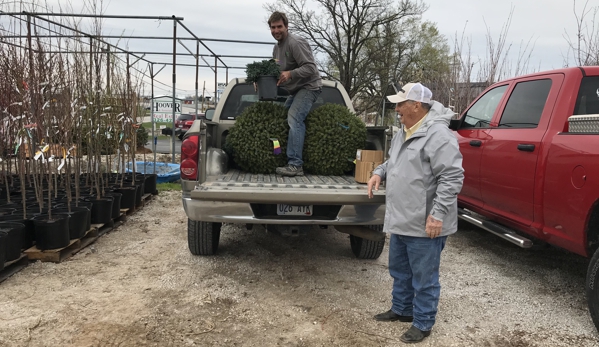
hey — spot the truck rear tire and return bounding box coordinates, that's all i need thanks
[349,225,385,259]
[586,247,599,331]
[188,219,221,255]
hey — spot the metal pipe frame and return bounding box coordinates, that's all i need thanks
[0,34,272,45]
[2,12,184,20]
[0,12,270,89]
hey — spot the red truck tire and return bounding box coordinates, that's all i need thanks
[587,248,599,329]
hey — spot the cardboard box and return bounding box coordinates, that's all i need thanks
[354,159,383,183]
[354,150,384,183]
[356,149,383,162]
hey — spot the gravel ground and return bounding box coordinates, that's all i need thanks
[0,190,598,346]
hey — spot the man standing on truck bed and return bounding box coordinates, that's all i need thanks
[367,83,464,343]
[268,11,322,177]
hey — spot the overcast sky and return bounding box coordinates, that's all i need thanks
[2,0,594,97]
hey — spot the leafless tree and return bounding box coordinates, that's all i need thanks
[564,0,599,66]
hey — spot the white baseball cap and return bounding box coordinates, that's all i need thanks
[387,82,432,104]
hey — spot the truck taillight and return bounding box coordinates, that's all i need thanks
[180,135,199,180]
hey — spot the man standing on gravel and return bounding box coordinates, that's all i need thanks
[367,83,464,343]
[269,11,322,177]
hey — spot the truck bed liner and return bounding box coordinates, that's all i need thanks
[204,169,373,190]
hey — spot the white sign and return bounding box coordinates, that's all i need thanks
[217,82,226,95]
[152,96,182,123]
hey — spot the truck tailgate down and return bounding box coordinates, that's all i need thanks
[190,169,385,205]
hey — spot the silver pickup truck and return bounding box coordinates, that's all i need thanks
[180,78,389,259]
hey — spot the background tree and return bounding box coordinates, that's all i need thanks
[361,19,450,119]
[564,0,599,66]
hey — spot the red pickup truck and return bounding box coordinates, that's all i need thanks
[450,66,599,330]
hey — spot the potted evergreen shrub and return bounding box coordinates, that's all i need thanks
[245,59,281,101]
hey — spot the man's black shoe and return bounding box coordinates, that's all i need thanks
[400,326,431,343]
[373,310,413,322]
[276,164,304,177]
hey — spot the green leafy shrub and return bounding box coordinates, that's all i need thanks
[245,59,281,84]
[136,125,149,148]
[227,102,366,175]
[226,102,289,173]
[303,104,367,175]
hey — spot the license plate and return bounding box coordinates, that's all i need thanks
[178,125,184,128]
[277,204,313,216]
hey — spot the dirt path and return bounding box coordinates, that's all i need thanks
[0,190,597,346]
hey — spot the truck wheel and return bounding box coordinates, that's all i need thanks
[349,225,385,259]
[188,219,221,255]
[587,247,599,331]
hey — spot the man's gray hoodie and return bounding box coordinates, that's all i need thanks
[372,101,464,237]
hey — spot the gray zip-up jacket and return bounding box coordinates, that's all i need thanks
[272,33,322,95]
[372,101,464,237]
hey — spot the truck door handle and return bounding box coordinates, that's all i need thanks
[517,144,535,152]
[469,140,482,147]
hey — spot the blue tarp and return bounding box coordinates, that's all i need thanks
[126,161,180,183]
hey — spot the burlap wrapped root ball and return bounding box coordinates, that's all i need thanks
[304,104,367,175]
[226,102,289,174]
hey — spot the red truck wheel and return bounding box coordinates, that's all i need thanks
[188,219,221,255]
[587,248,599,331]
[350,225,385,259]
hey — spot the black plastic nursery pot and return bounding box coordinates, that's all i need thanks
[32,215,70,250]
[89,197,114,225]
[0,215,35,250]
[54,208,89,240]
[59,201,93,232]
[0,222,25,261]
[114,186,136,209]
[132,181,145,208]
[0,231,6,270]
[257,75,278,101]
[74,202,93,232]
[143,174,157,195]
[104,192,122,219]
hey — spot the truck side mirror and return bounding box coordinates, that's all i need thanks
[449,118,461,131]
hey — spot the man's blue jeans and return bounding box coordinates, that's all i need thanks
[389,234,447,331]
[283,88,321,167]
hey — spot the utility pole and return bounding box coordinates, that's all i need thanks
[201,81,206,111]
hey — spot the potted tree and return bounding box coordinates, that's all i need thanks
[245,59,281,101]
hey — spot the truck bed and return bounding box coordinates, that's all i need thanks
[204,169,369,189]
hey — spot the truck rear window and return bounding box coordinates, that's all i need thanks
[219,83,347,120]
[573,76,599,115]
